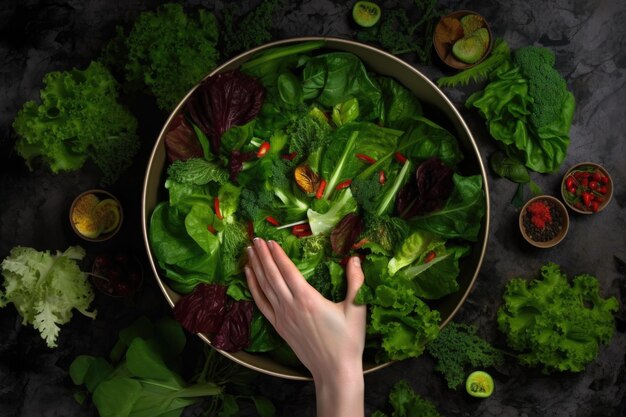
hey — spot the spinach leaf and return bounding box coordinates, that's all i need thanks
[277,71,303,108]
[396,245,469,299]
[397,116,464,167]
[302,52,382,120]
[489,151,530,183]
[409,174,485,241]
[378,76,423,128]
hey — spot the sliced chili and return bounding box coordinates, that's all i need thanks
[256,141,271,158]
[424,250,437,263]
[266,216,280,226]
[335,179,352,190]
[214,197,223,220]
[316,179,327,199]
[355,153,376,164]
[394,152,408,164]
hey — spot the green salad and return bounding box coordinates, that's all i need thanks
[149,41,486,363]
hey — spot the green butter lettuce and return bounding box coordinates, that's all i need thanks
[466,61,575,173]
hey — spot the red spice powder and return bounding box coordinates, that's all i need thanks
[527,201,552,229]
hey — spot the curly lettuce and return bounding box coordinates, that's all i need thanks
[497,262,618,372]
[0,246,96,347]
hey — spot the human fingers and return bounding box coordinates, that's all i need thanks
[267,240,308,297]
[344,256,366,318]
[244,265,276,324]
[252,238,294,300]
[246,246,280,307]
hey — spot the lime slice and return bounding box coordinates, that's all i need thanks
[93,199,121,234]
[72,193,103,238]
[352,1,381,28]
[466,371,494,398]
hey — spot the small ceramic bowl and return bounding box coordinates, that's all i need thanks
[433,10,494,70]
[561,162,613,214]
[90,253,143,297]
[519,195,569,248]
[70,189,123,242]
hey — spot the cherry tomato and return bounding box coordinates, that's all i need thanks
[589,181,598,190]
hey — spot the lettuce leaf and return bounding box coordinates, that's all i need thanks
[0,246,96,347]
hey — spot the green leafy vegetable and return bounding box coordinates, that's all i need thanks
[466,45,575,173]
[356,0,442,63]
[109,3,219,110]
[497,262,618,372]
[221,0,282,58]
[149,43,487,362]
[167,158,229,185]
[408,174,485,241]
[70,317,275,417]
[372,379,442,417]
[12,62,139,184]
[437,38,511,88]
[0,246,96,348]
[426,323,503,389]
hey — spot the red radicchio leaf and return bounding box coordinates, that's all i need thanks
[164,114,204,163]
[397,157,454,218]
[213,300,254,352]
[187,70,265,155]
[330,213,364,256]
[173,283,228,334]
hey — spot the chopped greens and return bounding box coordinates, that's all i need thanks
[148,41,486,362]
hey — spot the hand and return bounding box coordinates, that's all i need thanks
[245,238,366,417]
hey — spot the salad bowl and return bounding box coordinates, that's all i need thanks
[142,37,490,380]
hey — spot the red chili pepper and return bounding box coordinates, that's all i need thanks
[424,251,437,264]
[394,152,407,164]
[335,179,352,190]
[355,153,376,164]
[207,224,217,234]
[247,221,255,240]
[316,179,327,199]
[352,238,370,250]
[266,216,280,226]
[281,152,298,161]
[214,197,223,220]
[379,170,386,185]
[256,141,271,158]
[292,224,312,237]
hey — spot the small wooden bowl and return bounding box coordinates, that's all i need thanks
[69,189,123,242]
[433,10,494,70]
[561,162,613,214]
[519,195,569,248]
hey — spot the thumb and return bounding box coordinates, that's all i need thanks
[344,256,365,304]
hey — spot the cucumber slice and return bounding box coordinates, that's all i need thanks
[466,371,494,398]
[452,35,487,64]
[352,1,381,28]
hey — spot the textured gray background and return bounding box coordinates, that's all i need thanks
[0,1,625,416]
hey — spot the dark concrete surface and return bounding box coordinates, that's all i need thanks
[1,1,625,416]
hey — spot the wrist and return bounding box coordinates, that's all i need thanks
[313,363,364,417]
